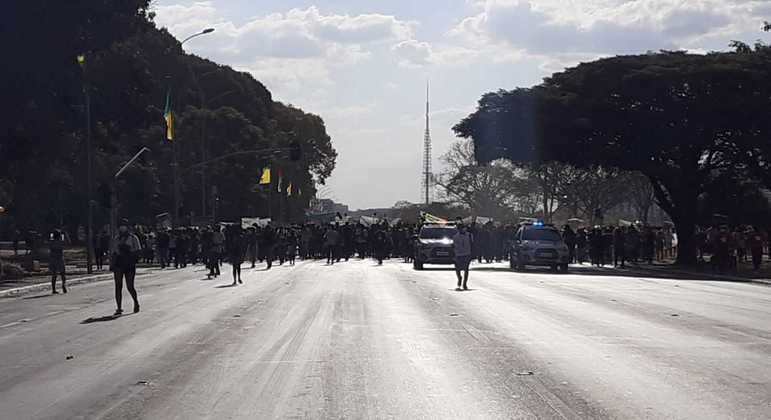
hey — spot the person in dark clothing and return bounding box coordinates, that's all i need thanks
[157,230,170,269]
[200,227,215,278]
[94,230,109,271]
[287,230,298,266]
[575,229,588,264]
[589,227,604,267]
[613,227,627,268]
[562,225,576,264]
[642,227,656,264]
[246,227,258,268]
[713,226,732,273]
[262,227,276,269]
[323,226,340,265]
[748,227,765,271]
[49,230,67,294]
[225,225,245,285]
[373,230,387,265]
[111,221,141,315]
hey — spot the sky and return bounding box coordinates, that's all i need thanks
[152,0,771,210]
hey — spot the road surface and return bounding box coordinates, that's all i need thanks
[0,260,769,419]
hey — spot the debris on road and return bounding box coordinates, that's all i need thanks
[65,355,74,360]
[516,371,534,376]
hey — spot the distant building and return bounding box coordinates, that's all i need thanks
[308,198,349,216]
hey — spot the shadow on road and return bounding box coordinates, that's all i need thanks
[23,294,56,300]
[470,264,756,282]
[81,313,134,324]
[215,284,237,288]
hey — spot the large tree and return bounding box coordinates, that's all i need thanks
[436,140,524,222]
[456,50,771,266]
[0,2,336,234]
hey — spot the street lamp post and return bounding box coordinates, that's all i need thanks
[170,27,215,228]
[78,54,95,275]
[111,148,151,237]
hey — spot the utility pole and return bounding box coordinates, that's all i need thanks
[171,27,215,228]
[78,54,95,274]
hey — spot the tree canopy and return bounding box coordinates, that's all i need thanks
[455,49,771,265]
[0,1,336,234]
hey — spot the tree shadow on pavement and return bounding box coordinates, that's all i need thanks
[470,265,758,282]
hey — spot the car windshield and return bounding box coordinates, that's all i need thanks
[522,229,562,242]
[420,228,457,240]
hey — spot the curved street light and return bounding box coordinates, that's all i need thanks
[171,27,215,227]
[180,28,215,46]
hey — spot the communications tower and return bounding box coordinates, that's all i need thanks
[422,81,432,206]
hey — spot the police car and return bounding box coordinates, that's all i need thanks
[510,222,570,272]
[413,224,458,270]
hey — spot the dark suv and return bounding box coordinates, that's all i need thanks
[510,223,570,272]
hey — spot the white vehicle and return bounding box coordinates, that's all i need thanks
[510,223,570,272]
[413,224,458,270]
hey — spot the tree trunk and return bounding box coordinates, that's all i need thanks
[648,175,698,267]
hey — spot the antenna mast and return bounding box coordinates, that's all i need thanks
[422,80,432,206]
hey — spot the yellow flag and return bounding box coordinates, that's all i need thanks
[163,90,174,141]
[259,168,271,185]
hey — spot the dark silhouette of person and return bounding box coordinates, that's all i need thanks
[49,230,66,294]
[111,220,141,315]
[225,225,245,285]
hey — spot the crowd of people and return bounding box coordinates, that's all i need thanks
[561,225,677,269]
[15,217,771,315]
[47,220,771,280]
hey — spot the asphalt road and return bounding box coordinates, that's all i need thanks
[0,259,769,419]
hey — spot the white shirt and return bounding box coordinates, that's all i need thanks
[453,232,473,257]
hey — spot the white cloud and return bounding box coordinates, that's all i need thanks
[392,39,433,67]
[153,3,414,96]
[152,1,771,209]
[452,0,762,56]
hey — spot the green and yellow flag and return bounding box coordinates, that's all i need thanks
[163,90,174,141]
[259,168,271,185]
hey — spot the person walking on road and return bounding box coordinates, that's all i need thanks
[613,227,627,268]
[212,225,224,275]
[373,229,387,265]
[225,225,245,285]
[453,224,473,291]
[49,230,67,294]
[324,225,340,265]
[111,220,141,315]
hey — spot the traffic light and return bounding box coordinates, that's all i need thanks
[97,184,111,209]
[289,141,301,161]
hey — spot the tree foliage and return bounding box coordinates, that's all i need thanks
[0,2,336,233]
[455,50,771,265]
